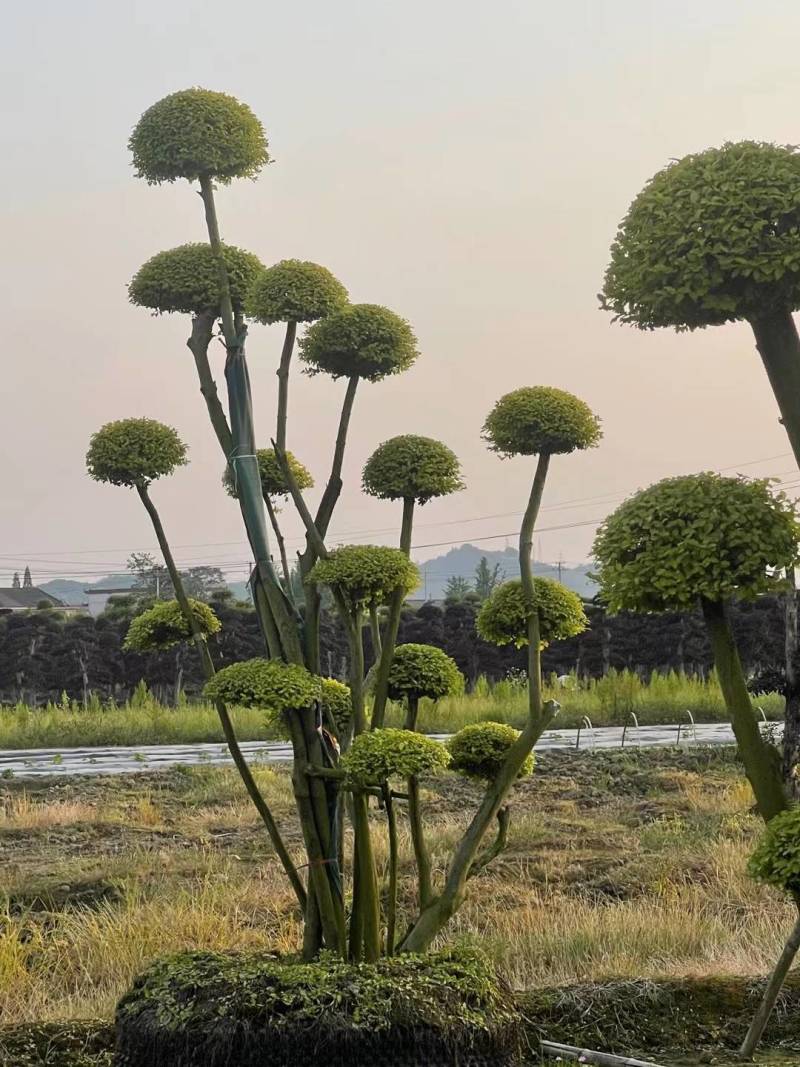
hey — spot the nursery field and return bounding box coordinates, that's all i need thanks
[1,746,798,1065]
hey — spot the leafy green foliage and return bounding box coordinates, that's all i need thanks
[448,722,534,781]
[362,435,464,503]
[129,88,269,185]
[129,243,263,316]
[387,643,464,703]
[123,599,220,652]
[319,677,352,735]
[203,659,321,712]
[602,141,800,329]
[477,578,588,648]
[748,806,800,894]
[86,418,187,487]
[246,259,349,324]
[308,546,419,612]
[593,474,800,614]
[483,387,601,457]
[223,447,313,500]
[300,304,418,381]
[342,728,450,786]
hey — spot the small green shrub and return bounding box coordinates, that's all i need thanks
[203,659,321,712]
[129,243,263,316]
[86,419,187,487]
[476,578,587,648]
[448,722,534,781]
[482,386,601,457]
[123,600,220,652]
[246,259,349,324]
[300,304,418,381]
[129,88,269,185]
[748,806,800,894]
[362,435,464,503]
[222,447,313,500]
[387,643,463,704]
[342,728,450,786]
[308,545,418,610]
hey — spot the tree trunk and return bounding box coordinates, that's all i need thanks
[738,906,800,1060]
[783,570,800,801]
[371,497,415,729]
[749,309,800,468]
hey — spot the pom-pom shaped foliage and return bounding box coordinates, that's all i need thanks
[477,578,587,649]
[602,142,800,330]
[387,644,464,704]
[223,448,313,500]
[129,88,269,185]
[362,436,464,504]
[748,807,800,895]
[342,728,450,787]
[300,304,418,382]
[319,677,352,735]
[246,260,349,324]
[123,599,220,652]
[593,474,800,615]
[129,243,263,316]
[203,658,321,712]
[308,546,418,611]
[448,722,534,781]
[483,387,601,458]
[86,418,187,487]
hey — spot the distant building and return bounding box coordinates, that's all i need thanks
[0,587,68,613]
[84,586,138,618]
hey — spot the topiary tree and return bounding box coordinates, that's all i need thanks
[362,435,464,729]
[123,598,220,652]
[477,578,587,649]
[448,722,535,783]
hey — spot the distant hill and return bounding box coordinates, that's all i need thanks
[413,544,596,601]
[40,574,133,606]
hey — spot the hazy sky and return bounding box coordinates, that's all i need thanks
[3,0,800,588]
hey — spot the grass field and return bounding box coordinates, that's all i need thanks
[0,670,784,750]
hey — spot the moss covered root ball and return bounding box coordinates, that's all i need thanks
[86,418,187,487]
[362,435,464,504]
[602,141,800,330]
[129,243,263,316]
[203,659,321,712]
[483,387,601,457]
[300,304,418,381]
[387,643,464,704]
[593,473,800,614]
[308,545,419,610]
[123,599,220,652]
[129,88,269,185]
[448,722,534,781]
[477,578,587,649]
[247,260,349,324]
[223,447,313,500]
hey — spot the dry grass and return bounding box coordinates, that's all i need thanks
[0,793,99,830]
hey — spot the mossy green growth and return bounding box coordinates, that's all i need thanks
[0,1021,113,1067]
[593,474,800,614]
[300,304,418,381]
[387,643,464,704]
[222,447,313,500]
[483,386,601,457]
[115,948,522,1067]
[319,677,352,736]
[129,88,269,185]
[86,418,187,487]
[342,728,450,786]
[477,578,587,648]
[246,259,349,324]
[362,435,464,503]
[748,806,800,894]
[448,722,534,781]
[123,599,220,652]
[203,659,321,712]
[129,243,263,316]
[308,545,419,611]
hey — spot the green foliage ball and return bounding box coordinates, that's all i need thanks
[246,260,349,324]
[223,448,313,500]
[86,418,187,487]
[362,435,464,504]
[593,474,800,614]
[129,243,264,316]
[483,387,601,457]
[203,658,321,712]
[308,545,419,610]
[448,722,534,781]
[387,643,464,703]
[123,599,220,652]
[343,728,450,786]
[319,677,352,736]
[602,141,800,330]
[129,88,269,185]
[476,578,587,649]
[300,304,418,381]
[748,806,800,895]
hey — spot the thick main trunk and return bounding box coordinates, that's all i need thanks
[749,309,800,468]
[371,497,415,729]
[783,570,800,801]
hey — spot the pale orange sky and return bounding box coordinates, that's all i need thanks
[2,1,800,585]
